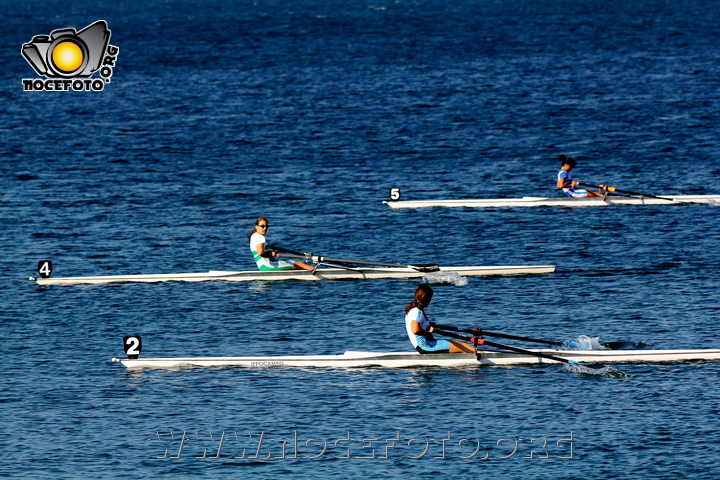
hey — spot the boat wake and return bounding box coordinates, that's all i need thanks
[421,271,468,286]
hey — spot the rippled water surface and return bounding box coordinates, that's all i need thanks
[2,0,720,478]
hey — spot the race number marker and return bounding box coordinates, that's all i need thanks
[38,261,53,278]
[123,336,142,359]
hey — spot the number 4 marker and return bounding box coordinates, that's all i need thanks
[38,261,53,278]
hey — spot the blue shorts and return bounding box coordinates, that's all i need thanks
[415,335,451,354]
[563,188,588,198]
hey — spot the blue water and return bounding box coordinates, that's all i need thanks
[2,0,720,478]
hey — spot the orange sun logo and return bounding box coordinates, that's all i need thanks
[51,41,84,73]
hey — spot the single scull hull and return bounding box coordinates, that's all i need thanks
[384,195,720,209]
[29,265,555,286]
[112,348,720,369]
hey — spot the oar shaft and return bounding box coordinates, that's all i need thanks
[270,246,359,269]
[270,245,305,256]
[280,253,408,268]
[433,323,623,350]
[271,248,440,272]
[577,183,675,202]
[431,323,564,347]
[481,331,563,346]
[433,329,574,365]
[480,339,572,365]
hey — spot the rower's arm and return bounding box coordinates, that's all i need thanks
[557,175,577,189]
[410,320,433,335]
[255,242,278,259]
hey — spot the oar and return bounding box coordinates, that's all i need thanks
[269,245,359,269]
[271,245,420,274]
[433,328,605,370]
[576,183,676,202]
[275,251,441,272]
[268,245,305,256]
[433,323,566,347]
[431,323,624,350]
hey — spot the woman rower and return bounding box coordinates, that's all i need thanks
[557,155,606,198]
[405,285,475,354]
[249,217,314,271]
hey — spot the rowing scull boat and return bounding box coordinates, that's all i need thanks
[29,264,555,286]
[384,195,720,209]
[112,348,720,369]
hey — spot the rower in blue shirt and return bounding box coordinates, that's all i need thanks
[556,155,605,198]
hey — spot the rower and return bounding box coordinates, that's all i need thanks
[557,155,606,198]
[404,285,475,354]
[249,217,314,271]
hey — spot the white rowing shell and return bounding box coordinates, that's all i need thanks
[112,348,720,369]
[30,265,556,285]
[384,195,720,209]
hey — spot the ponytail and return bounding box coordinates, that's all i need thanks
[405,284,433,314]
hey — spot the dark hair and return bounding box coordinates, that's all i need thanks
[558,154,577,167]
[248,216,269,242]
[405,284,434,314]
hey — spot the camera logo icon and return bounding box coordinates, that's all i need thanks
[21,20,119,91]
[22,20,110,77]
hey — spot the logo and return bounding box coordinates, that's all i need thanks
[21,20,119,91]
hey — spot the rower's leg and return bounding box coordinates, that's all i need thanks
[449,341,476,353]
[293,261,315,271]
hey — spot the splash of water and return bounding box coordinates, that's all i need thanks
[421,272,468,286]
[563,363,629,378]
[562,335,607,351]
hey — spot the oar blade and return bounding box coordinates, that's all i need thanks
[602,341,634,350]
[585,363,607,370]
[567,360,606,370]
[409,263,441,272]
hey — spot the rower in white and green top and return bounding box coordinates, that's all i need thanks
[248,217,314,271]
